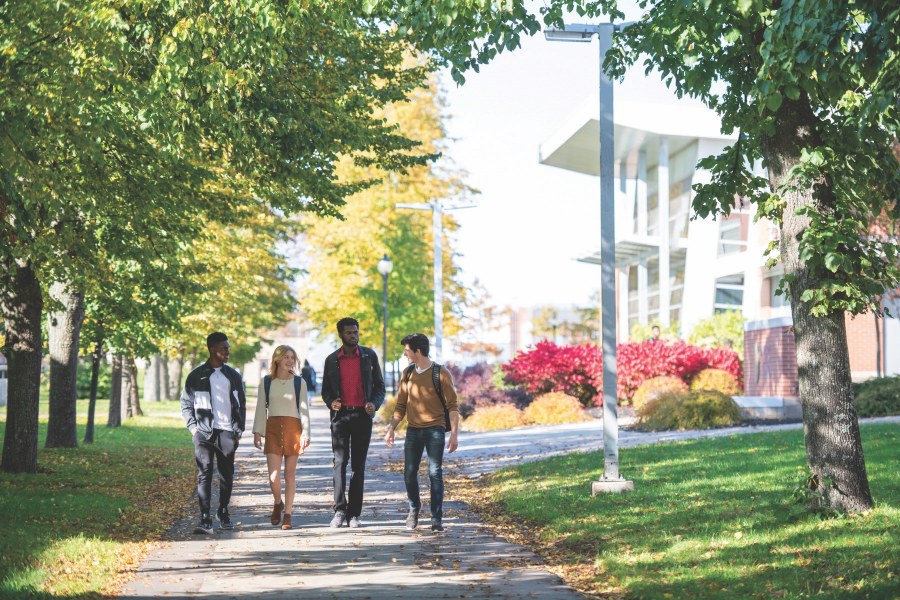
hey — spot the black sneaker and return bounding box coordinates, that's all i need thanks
[405,508,419,530]
[217,507,234,530]
[431,520,444,533]
[330,510,347,528]
[193,514,214,535]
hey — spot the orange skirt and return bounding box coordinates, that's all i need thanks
[264,416,303,456]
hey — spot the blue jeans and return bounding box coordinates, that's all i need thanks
[404,426,445,522]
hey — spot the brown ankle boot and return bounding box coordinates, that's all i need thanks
[281,513,293,530]
[271,501,284,526]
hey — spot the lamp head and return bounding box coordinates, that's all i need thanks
[377,253,393,276]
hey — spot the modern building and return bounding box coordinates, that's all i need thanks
[538,88,899,397]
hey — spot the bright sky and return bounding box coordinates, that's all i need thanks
[441,2,661,310]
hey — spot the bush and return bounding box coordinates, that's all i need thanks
[617,340,743,402]
[376,396,407,433]
[638,389,741,431]
[632,376,689,410]
[853,376,900,417]
[688,310,744,358]
[690,368,742,396]
[463,404,525,432]
[502,341,603,407]
[636,391,686,431]
[522,392,592,425]
[450,362,531,418]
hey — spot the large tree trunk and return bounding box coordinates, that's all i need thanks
[120,356,133,420]
[0,260,44,473]
[143,355,161,403]
[127,356,142,416]
[168,348,184,401]
[84,330,104,444]
[45,282,85,448]
[107,354,123,428]
[762,96,873,513]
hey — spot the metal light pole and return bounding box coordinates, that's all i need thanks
[544,22,634,494]
[396,200,472,363]
[377,254,393,367]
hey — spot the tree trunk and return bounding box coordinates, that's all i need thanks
[159,354,170,401]
[127,356,143,416]
[0,260,44,473]
[762,96,873,513]
[84,329,104,444]
[45,282,85,448]
[143,355,161,403]
[120,356,133,420]
[168,348,184,401]
[107,354,123,428]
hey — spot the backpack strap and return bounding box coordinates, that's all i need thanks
[263,375,271,410]
[293,375,302,412]
[431,363,451,430]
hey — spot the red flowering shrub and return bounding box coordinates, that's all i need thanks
[501,341,603,407]
[503,339,743,406]
[617,340,742,401]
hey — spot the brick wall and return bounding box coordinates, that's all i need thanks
[744,323,799,397]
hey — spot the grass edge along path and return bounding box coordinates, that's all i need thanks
[0,401,196,598]
[450,423,899,599]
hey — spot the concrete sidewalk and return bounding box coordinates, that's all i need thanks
[120,401,580,599]
[120,403,900,598]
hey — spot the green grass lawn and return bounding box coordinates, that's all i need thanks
[472,423,899,599]
[0,401,195,598]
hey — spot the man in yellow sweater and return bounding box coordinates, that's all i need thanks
[384,333,460,532]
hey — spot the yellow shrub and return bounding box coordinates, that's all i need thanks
[522,392,592,425]
[376,396,407,433]
[463,404,525,432]
[636,391,686,431]
[632,376,688,410]
[637,389,741,431]
[690,368,741,396]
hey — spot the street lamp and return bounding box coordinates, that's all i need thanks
[544,22,634,494]
[377,254,393,369]
[396,201,472,362]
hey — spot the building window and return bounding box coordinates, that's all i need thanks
[718,217,747,256]
[768,274,790,309]
[714,274,744,312]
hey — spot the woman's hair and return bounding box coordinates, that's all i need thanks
[269,345,298,379]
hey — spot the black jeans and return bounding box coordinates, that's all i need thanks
[193,428,238,515]
[404,426,445,522]
[330,408,373,517]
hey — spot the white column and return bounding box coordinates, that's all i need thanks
[637,150,648,236]
[638,258,648,324]
[618,268,629,343]
[658,137,671,328]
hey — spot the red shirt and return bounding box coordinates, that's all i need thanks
[338,346,365,407]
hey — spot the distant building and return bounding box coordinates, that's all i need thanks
[539,90,898,397]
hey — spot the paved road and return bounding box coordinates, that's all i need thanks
[120,403,899,599]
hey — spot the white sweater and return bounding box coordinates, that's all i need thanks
[252,377,311,439]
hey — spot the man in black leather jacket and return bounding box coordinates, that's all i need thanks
[181,332,247,534]
[321,317,385,528]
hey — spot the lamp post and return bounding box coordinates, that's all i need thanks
[544,22,634,494]
[377,254,393,369]
[396,201,472,362]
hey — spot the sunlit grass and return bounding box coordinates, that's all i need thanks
[477,424,899,599]
[0,410,195,598]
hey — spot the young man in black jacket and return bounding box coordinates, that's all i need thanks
[321,317,385,528]
[181,332,247,534]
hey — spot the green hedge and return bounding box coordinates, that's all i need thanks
[853,375,900,417]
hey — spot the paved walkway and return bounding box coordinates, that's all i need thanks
[120,404,899,599]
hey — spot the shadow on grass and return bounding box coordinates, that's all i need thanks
[0,416,196,595]
[481,424,899,599]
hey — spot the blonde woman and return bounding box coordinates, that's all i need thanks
[253,345,310,530]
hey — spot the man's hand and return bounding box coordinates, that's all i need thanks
[447,431,459,453]
[365,402,375,415]
[253,433,263,449]
[384,427,395,449]
[330,399,342,411]
[190,426,198,436]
